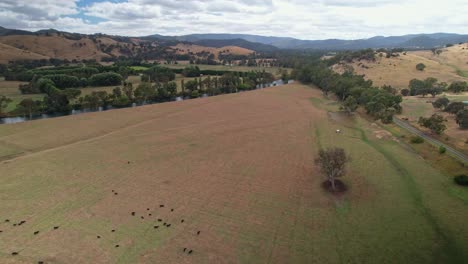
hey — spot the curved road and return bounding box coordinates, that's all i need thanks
[393,117,468,165]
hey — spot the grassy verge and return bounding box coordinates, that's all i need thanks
[311,90,468,263]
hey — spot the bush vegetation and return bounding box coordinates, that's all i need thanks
[454,175,468,186]
[410,136,425,144]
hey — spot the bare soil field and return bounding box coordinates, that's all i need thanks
[0,84,467,263]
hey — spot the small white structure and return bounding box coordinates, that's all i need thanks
[336,129,341,134]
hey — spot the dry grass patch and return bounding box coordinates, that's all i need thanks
[0,84,467,263]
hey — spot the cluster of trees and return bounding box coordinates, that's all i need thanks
[432,97,467,129]
[447,81,468,93]
[180,70,275,98]
[418,114,447,134]
[408,77,445,97]
[327,49,376,65]
[405,80,466,97]
[293,60,402,123]
[18,72,123,94]
[3,66,276,118]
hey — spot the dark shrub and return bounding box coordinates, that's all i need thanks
[410,136,424,144]
[401,88,410,96]
[438,146,446,154]
[454,175,468,186]
[416,63,426,71]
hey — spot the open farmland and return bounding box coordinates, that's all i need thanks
[0,84,467,263]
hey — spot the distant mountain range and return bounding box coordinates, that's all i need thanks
[147,33,468,50]
[1,26,468,52]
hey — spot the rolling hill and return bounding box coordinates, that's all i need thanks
[332,42,468,88]
[0,27,258,64]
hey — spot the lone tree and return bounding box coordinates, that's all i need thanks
[432,97,450,110]
[315,148,351,191]
[416,63,426,71]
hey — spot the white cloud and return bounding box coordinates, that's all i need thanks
[0,0,467,40]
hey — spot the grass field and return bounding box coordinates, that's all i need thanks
[0,84,467,263]
[129,66,149,71]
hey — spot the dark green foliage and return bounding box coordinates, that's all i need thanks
[62,88,82,100]
[292,55,401,123]
[448,81,468,93]
[418,114,447,134]
[456,109,468,129]
[410,136,424,144]
[342,96,358,113]
[134,82,155,103]
[111,95,131,108]
[36,78,56,94]
[0,96,12,116]
[218,73,240,94]
[79,91,110,110]
[409,77,443,97]
[42,74,80,89]
[432,97,450,110]
[416,63,426,71]
[43,89,72,113]
[454,175,468,186]
[445,102,465,114]
[31,67,99,78]
[89,72,123,86]
[14,98,43,118]
[191,90,200,98]
[382,85,397,95]
[328,49,375,64]
[184,80,199,93]
[146,66,175,82]
[438,146,447,154]
[401,88,410,96]
[79,78,88,87]
[182,66,201,77]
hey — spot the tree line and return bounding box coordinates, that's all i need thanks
[292,59,402,123]
[0,67,276,118]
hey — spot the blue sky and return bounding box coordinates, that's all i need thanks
[0,0,467,39]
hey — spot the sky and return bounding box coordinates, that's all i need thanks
[0,0,467,40]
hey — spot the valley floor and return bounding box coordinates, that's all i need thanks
[0,84,467,263]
